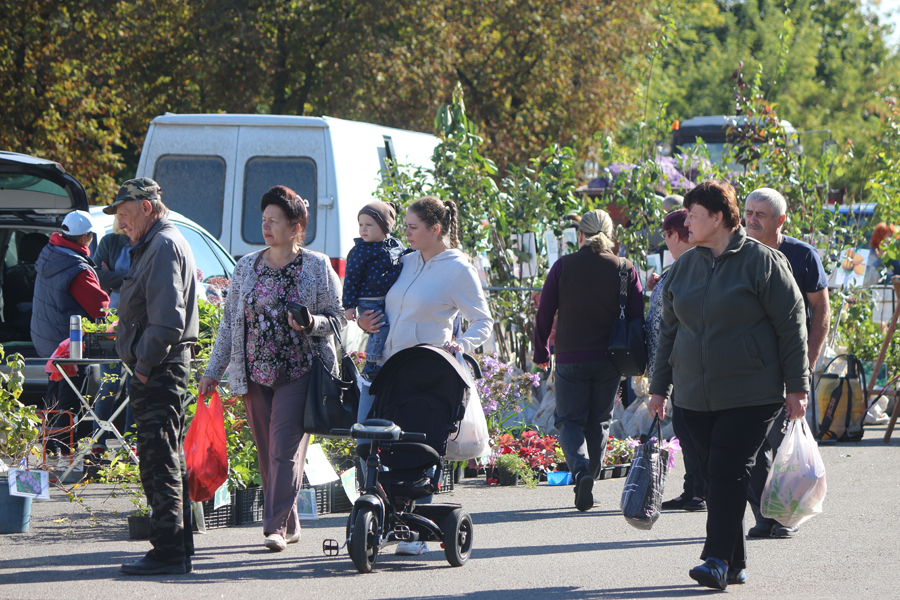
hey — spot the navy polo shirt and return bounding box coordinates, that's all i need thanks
[778,234,827,322]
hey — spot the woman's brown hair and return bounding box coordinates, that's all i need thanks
[683,180,741,231]
[407,195,460,248]
[260,185,309,243]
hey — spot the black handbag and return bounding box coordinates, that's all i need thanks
[303,319,361,438]
[607,257,648,376]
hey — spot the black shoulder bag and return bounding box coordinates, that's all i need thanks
[607,257,648,376]
[303,318,361,438]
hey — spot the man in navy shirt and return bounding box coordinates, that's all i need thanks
[743,187,830,538]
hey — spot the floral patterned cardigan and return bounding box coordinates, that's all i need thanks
[204,248,346,395]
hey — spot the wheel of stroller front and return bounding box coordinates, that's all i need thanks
[443,508,473,567]
[349,507,380,573]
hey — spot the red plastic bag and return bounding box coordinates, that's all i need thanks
[184,390,229,502]
[45,339,77,381]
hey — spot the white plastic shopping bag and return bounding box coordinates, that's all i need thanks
[444,353,490,461]
[761,419,827,528]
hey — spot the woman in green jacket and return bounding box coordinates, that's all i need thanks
[648,180,809,591]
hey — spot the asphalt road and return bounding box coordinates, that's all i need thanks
[2,424,899,600]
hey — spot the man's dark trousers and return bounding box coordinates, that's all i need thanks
[131,362,194,561]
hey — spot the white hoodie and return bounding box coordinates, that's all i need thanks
[381,249,493,362]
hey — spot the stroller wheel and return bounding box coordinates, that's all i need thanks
[443,508,473,567]
[350,507,380,573]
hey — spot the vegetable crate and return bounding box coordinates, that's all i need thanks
[84,332,118,359]
[437,459,454,494]
[330,479,353,513]
[201,499,234,529]
[234,486,265,525]
[301,477,331,515]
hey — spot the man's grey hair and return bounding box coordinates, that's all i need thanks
[746,187,787,220]
[146,198,169,219]
[662,194,684,212]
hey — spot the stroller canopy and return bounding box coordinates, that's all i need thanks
[369,344,474,456]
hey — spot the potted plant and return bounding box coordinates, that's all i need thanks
[604,436,636,479]
[0,351,38,534]
[99,451,152,539]
[554,446,568,472]
[494,452,537,488]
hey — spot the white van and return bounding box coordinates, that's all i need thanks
[135,114,439,274]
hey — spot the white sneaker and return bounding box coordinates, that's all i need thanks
[264,533,286,551]
[285,531,301,544]
[395,541,428,555]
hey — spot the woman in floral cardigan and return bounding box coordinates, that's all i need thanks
[200,185,345,552]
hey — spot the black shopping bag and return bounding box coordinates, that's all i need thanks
[620,417,670,530]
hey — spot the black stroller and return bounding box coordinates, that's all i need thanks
[326,344,481,573]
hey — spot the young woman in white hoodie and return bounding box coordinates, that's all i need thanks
[356,195,493,554]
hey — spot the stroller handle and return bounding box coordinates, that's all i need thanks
[463,353,482,379]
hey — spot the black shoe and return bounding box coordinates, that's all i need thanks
[574,472,594,511]
[683,498,707,512]
[184,557,193,573]
[660,496,688,510]
[727,566,747,584]
[747,519,777,538]
[773,524,798,538]
[689,557,728,590]
[120,555,188,576]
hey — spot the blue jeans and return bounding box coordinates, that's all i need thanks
[357,298,388,372]
[553,359,621,480]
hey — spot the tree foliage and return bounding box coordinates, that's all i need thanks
[1,0,654,197]
[643,0,900,193]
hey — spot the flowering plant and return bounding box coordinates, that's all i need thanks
[604,436,635,466]
[493,452,538,488]
[473,353,540,435]
[627,436,682,469]
[493,430,558,473]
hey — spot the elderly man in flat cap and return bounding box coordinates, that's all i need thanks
[108,178,200,576]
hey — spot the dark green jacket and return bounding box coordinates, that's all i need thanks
[649,227,809,411]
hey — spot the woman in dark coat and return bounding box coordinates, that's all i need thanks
[648,181,809,590]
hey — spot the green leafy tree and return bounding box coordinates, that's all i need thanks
[643,0,900,194]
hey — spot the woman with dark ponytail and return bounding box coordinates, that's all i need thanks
[356,195,492,555]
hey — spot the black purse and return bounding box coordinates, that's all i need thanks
[607,257,648,376]
[303,318,361,438]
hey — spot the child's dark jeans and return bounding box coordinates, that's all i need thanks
[357,297,388,377]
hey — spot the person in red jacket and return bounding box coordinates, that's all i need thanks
[31,210,109,456]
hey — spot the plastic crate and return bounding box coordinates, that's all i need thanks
[437,459,454,494]
[234,486,265,525]
[330,479,354,513]
[202,498,234,529]
[84,332,118,359]
[301,477,331,515]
